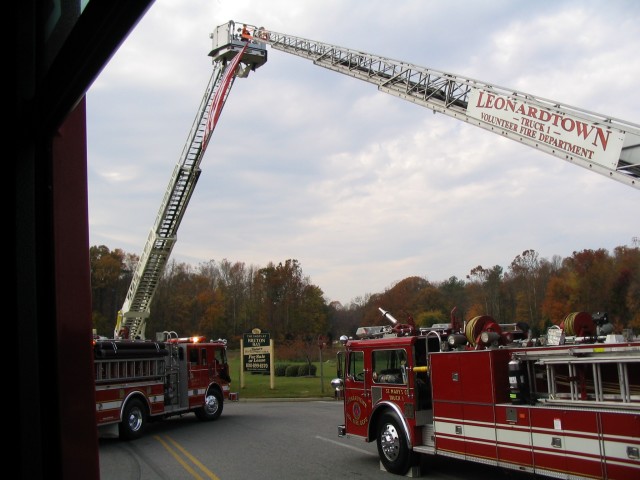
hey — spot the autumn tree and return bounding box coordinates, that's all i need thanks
[214,259,254,338]
[149,261,199,336]
[507,249,550,330]
[381,276,430,319]
[610,246,640,328]
[563,249,614,312]
[541,247,639,333]
[466,265,504,319]
[90,242,637,342]
[297,284,329,336]
[626,278,640,330]
[411,284,448,327]
[541,275,575,326]
[250,259,328,340]
[437,276,469,321]
[90,245,134,336]
[329,298,369,339]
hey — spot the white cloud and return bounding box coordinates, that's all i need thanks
[87,0,640,305]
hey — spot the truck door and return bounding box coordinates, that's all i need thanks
[343,350,371,438]
[187,346,209,407]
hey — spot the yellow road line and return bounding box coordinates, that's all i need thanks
[154,435,221,480]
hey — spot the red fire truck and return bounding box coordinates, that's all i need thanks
[330,308,639,479]
[94,332,236,439]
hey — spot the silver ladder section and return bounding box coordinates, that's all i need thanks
[250,25,639,189]
[115,27,267,340]
[513,344,640,409]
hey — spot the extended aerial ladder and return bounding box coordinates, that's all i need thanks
[243,23,639,189]
[116,20,638,340]
[114,22,267,340]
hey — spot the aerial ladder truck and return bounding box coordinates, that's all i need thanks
[111,19,638,348]
[93,24,267,440]
[227,20,638,480]
[96,19,638,446]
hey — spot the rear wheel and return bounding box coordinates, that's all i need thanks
[377,412,413,475]
[119,398,147,440]
[195,389,223,421]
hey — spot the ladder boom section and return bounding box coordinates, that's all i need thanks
[249,25,639,189]
[116,66,225,340]
[116,29,267,340]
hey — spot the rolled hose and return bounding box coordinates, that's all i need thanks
[465,315,501,347]
[561,312,594,336]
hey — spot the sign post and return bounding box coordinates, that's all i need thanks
[241,329,274,389]
[318,335,326,394]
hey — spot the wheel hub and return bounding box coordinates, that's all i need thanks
[128,408,143,432]
[380,423,400,461]
[204,394,220,415]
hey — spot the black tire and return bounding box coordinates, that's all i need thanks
[195,389,223,421]
[119,398,147,440]
[377,412,414,475]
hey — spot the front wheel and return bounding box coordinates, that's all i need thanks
[119,398,147,440]
[195,389,223,421]
[377,412,414,475]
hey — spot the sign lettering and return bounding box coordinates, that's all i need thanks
[243,332,271,372]
[466,88,625,170]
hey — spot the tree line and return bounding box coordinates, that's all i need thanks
[90,244,640,345]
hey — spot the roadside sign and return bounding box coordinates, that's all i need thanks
[243,331,271,372]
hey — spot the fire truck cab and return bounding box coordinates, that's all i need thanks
[331,309,640,479]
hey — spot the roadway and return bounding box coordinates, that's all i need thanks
[99,399,536,480]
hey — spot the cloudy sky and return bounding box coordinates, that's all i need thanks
[86,0,639,306]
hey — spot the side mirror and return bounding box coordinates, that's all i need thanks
[331,377,344,392]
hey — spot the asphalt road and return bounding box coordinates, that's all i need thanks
[99,399,536,480]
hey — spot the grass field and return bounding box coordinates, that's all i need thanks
[226,349,339,399]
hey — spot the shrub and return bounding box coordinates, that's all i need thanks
[285,365,299,377]
[298,363,317,376]
[274,363,289,376]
